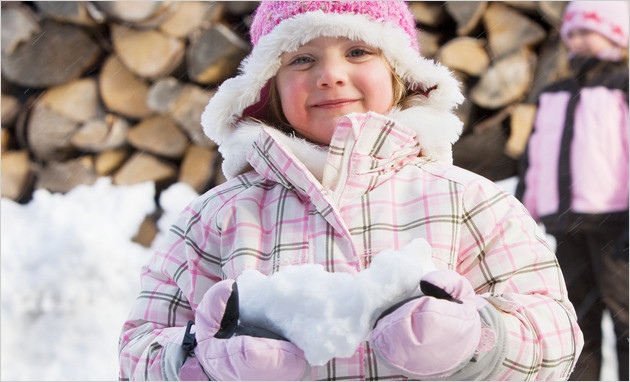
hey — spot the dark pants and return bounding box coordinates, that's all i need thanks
[551,220,629,381]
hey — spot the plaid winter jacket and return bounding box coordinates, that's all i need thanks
[119,112,583,380]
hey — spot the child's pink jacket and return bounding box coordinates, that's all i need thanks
[119,113,583,380]
[518,63,629,225]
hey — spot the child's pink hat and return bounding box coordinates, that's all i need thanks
[201,1,463,148]
[561,1,629,48]
[249,2,420,51]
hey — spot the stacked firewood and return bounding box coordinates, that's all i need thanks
[1,1,570,242]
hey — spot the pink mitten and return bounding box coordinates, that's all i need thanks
[370,270,481,379]
[194,279,308,380]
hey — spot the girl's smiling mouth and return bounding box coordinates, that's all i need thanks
[311,99,358,109]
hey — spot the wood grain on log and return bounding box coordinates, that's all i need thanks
[470,49,536,109]
[111,24,185,80]
[127,115,189,159]
[1,20,101,88]
[99,55,155,119]
[1,150,33,200]
[445,1,487,36]
[186,24,250,84]
[482,2,546,59]
[113,152,177,186]
[179,144,218,193]
[436,37,490,76]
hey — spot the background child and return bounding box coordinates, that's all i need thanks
[516,1,629,380]
[120,2,583,380]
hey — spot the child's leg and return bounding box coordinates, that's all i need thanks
[553,230,604,381]
[596,226,629,381]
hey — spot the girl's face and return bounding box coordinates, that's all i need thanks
[566,28,617,58]
[276,36,394,145]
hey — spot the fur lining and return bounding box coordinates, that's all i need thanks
[219,120,329,180]
[386,106,463,165]
[201,11,464,148]
[265,128,330,181]
[221,106,463,180]
[217,121,259,179]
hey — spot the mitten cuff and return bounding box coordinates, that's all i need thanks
[445,301,508,381]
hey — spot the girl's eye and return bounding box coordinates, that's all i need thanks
[348,48,370,58]
[290,56,313,65]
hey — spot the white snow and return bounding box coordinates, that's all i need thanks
[0,178,196,381]
[0,176,619,380]
[237,238,436,365]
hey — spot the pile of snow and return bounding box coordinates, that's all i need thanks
[0,178,198,381]
[238,238,437,366]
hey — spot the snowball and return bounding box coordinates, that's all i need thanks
[237,238,436,366]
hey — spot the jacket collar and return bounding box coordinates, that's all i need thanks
[244,112,434,208]
[218,106,463,182]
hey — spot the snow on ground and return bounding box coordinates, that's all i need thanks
[0,176,619,380]
[0,178,198,381]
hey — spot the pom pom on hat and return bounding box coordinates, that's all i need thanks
[561,1,629,48]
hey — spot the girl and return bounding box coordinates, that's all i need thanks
[120,2,583,380]
[516,1,629,380]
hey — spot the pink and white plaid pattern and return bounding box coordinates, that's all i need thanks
[119,113,582,380]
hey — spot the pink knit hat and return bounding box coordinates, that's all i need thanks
[201,1,464,168]
[561,1,629,48]
[249,1,420,52]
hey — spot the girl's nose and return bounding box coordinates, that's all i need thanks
[316,58,347,88]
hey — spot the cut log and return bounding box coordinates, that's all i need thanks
[1,128,12,152]
[27,100,80,161]
[99,54,155,119]
[470,49,536,109]
[1,150,34,201]
[1,92,21,127]
[482,2,546,59]
[186,24,250,85]
[435,37,490,76]
[506,103,537,159]
[111,23,185,80]
[168,84,216,148]
[503,2,539,13]
[159,1,225,38]
[71,114,130,152]
[132,214,160,248]
[444,2,487,36]
[33,1,98,27]
[147,77,186,113]
[95,148,131,176]
[408,2,449,27]
[39,78,102,123]
[178,144,218,193]
[91,1,176,28]
[36,157,98,194]
[538,2,568,27]
[1,20,101,88]
[147,79,214,147]
[1,3,41,55]
[113,152,177,186]
[127,115,189,159]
